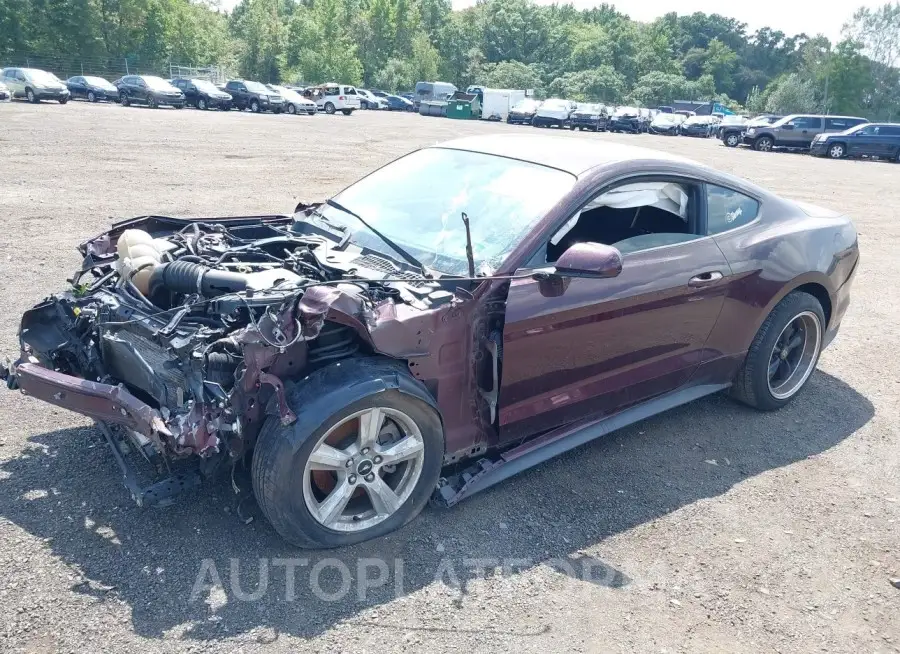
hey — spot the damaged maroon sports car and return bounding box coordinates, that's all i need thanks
[3,134,858,548]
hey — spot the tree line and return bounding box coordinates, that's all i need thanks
[2,0,898,118]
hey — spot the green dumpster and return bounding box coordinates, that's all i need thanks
[446,92,481,119]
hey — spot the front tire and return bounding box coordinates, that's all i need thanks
[58,97,68,104]
[324,102,335,114]
[87,91,96,103]
[730,291,825,411]
[147,95,158,109]
[26,88,37,103]
[198,98,207,110]
[119,92,129,106]
[828,143,846,159]
[252,359,444,548]
[754,135,774,152]
[250,99,260,112]
[725,133,740,147]
[341,109,353,115]
[287,103,296,115]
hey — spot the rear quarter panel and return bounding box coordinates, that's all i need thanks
[705,197,859,365]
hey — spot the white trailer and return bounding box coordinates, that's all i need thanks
[478,88,526,120]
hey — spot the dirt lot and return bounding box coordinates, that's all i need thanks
[0,101,897,653]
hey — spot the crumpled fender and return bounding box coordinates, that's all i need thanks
[269,357,441,452]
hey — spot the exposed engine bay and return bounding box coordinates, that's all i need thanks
[7,211,494,502]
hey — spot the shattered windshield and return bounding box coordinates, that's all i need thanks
[309,148,576,275]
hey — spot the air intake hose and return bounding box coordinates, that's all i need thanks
[148,260,248,298]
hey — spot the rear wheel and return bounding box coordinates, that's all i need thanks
[828,143,846,159]
[754,135,774,152]
[252,359,444,548]
[341,109,353,115]
[730,291,825,411]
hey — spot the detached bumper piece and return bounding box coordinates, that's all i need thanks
[12,362,202,507]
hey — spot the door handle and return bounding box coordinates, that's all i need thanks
[688,271,723,287]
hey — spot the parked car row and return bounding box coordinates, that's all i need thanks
[0,66,416,118]
[723,113,900,162]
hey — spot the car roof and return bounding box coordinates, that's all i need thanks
[435,133,693,176]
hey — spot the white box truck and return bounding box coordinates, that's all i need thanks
[469,87,526,121]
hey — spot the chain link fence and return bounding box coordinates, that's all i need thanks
[0,52,228,83]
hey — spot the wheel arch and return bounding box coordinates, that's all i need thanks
[271,356,443,454]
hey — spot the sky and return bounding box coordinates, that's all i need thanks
[217,0,876,43]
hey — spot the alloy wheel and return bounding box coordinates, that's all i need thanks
[726,134,739,147]
[829,144,845,159]
[767,311,822,400]
[302,407,426,533]
[87,91,96,102]
[198,98,207,110]
[26,89,35,103]
[756,137,773,152]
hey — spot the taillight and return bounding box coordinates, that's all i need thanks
[339,95,345,100]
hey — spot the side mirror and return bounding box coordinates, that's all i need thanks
[532,242,623,297]
[554,242,623,279]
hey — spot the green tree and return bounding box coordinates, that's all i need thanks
[547,65,624,102]
[765,73,819,114]
[479,60,542,90]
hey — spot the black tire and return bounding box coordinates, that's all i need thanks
[119,92,129,107]
[58,97,68,104]
[198,98,207,110]
[26,88,38,103]
[87,91,96,103]
[730,291,825,411]
[147,95,158,109]
[724,132,740,147]
[287,103,296,115]
[341,109,352,115]
[324,102,335,114]
[250,99,260,112]
[754,135,774,152]
[252,358,444,548]
[828,142,846,159]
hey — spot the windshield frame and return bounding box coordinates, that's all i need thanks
[244,81,268,94]
[301,147,578,276]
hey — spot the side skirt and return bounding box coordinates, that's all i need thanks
[432,383,730,508]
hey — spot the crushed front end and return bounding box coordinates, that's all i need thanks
[4,212,477,506]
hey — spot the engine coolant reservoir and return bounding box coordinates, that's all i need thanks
[116,229,162,294]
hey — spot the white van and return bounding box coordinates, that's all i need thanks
[308,84,361,114]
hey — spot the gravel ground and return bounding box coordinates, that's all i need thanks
[0,101,897,653]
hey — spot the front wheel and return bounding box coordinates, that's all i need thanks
[26,88,37,103]
[250,99,260,112]
[198,98,207,110]
[725,133,740,147]
[324,102,335,114]
[58,97,68,104]
[287,103,296,115]
[754,136,774,152]
[147,95,158,109]
[730,291,825,411]
[87,91,96,103]
[341,109,353,115]
[828,143,846,159]
[252,359,444,548]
